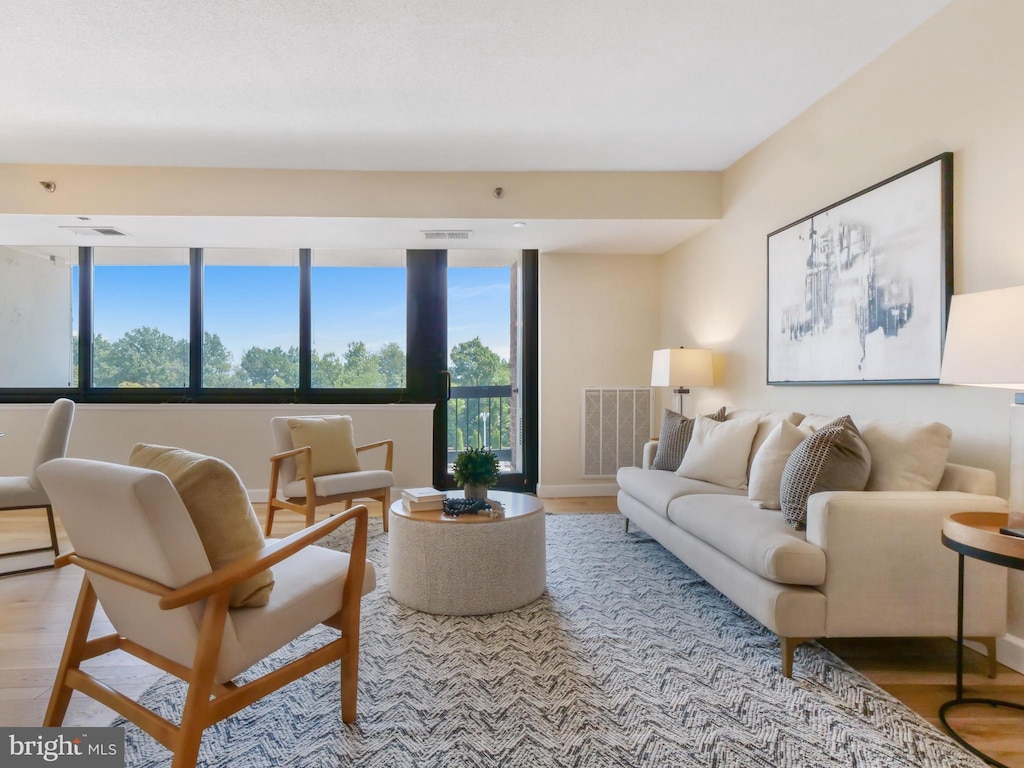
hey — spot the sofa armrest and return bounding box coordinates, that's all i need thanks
[804,491,1008,638]
[642,440,658,470]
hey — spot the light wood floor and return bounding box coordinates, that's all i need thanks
[2,499,1022,765]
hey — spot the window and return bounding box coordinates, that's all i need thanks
[0,246,78,388]
[92,247,189,388]
[203,249,300,388]
[311,250,407,389]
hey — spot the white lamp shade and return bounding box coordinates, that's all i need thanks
[651,348,714,388]
[940,286,1024,389]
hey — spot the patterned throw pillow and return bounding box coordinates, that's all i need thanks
[780,416,872,529]
[651,407,726,471]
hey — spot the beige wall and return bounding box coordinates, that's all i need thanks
[538,252,662,495]
[0,403,434,495]
[657,0,1024,657]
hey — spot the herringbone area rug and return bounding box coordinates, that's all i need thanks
[118,513,982,767]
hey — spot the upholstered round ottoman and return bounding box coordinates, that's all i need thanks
[388,491,546,615]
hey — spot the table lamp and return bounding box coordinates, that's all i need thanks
[651,347,714,415]
[939,285,1024,537]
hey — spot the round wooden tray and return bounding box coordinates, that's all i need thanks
[943,511,1024,561]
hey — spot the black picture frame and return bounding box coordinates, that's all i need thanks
[766,152,953,385]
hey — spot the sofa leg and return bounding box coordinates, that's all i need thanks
[967,636,999,678]
[624,517,630,533]
[779,636,811,678]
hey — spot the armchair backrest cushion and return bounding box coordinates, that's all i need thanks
[29,398,75,490]
[286,415,361,480]
[37,458,242,671]
[130,444,274,608]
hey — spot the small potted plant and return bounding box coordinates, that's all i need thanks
[452,447,500,499]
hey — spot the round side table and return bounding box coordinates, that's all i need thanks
[940,511,1024,768]
[388,490,546,616]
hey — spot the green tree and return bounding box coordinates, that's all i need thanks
[202,331,238,387]
[376,342,406,387]
[94,326,188,387]
[449,337,509,386]
[311,350,345,388]
[238,345,299,388]
[341,341,380,387]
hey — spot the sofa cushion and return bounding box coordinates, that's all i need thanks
[667,495,826,586]
[129,444,274,608]
[616,466,744,519]
[858,420,952,491]
[780,416,871,529]
[676,415,759,490]
[650,407,726,471]
[749,421,811,510]
[726,408,805,478]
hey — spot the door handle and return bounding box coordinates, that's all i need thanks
[443,370,451,401]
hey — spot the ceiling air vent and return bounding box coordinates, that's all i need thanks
[422,230,472,241]
[58,226,130,237]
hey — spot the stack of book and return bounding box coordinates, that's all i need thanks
[401,487,445,512]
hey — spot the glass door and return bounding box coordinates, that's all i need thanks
[405,249,537,492]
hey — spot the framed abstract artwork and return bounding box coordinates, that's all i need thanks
[767,152,953,384]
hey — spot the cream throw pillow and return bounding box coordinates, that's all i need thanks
[748,421,811,510]
[288,415,361,481]
[129,444,274,608]
[675,415,759,490]
[858,420,952,491]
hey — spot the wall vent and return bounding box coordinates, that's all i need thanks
[58,226,129,237]
[580,387,653,478]
[422,230,472,241]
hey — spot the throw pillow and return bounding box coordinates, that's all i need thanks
[780,416,872,530]
[858,420,952,491]
[650,407,726,471]
[288,415,361,481]
[675,415,759,490]
[129,444,274,608]
[748,420,811,510]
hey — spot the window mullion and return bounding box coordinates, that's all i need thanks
[299,248,312,397]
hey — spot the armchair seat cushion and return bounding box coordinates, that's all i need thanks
[0,476,46,508]
[284,469,394,500]
[223,543,376,682]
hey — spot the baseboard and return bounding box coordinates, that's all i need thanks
[997,632,1024,675]
[962,632,1024,675]
[536,483,619,498]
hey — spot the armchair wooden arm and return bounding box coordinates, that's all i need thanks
[54,505,368,612]
[356,439,394,471]
[162,504,368,610]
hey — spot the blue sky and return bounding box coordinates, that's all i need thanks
[83,265,512,365]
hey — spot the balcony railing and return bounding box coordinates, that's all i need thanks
[447,384,513,466]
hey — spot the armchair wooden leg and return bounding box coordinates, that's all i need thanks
[381,488,390,533]
[264,504,276,537]
[341,642,359,724]
[175,590,230,768]
[45,576,98,726]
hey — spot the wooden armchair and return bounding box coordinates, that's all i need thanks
[266,416,394,534]
[37,458,375,768]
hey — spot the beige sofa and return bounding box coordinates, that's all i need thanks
[615,408,1009,677]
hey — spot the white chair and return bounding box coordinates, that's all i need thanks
[0,398,75,576]
[266,416,394,534]
[38,457,375,768]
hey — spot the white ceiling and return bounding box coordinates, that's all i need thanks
[0,0,951,251]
